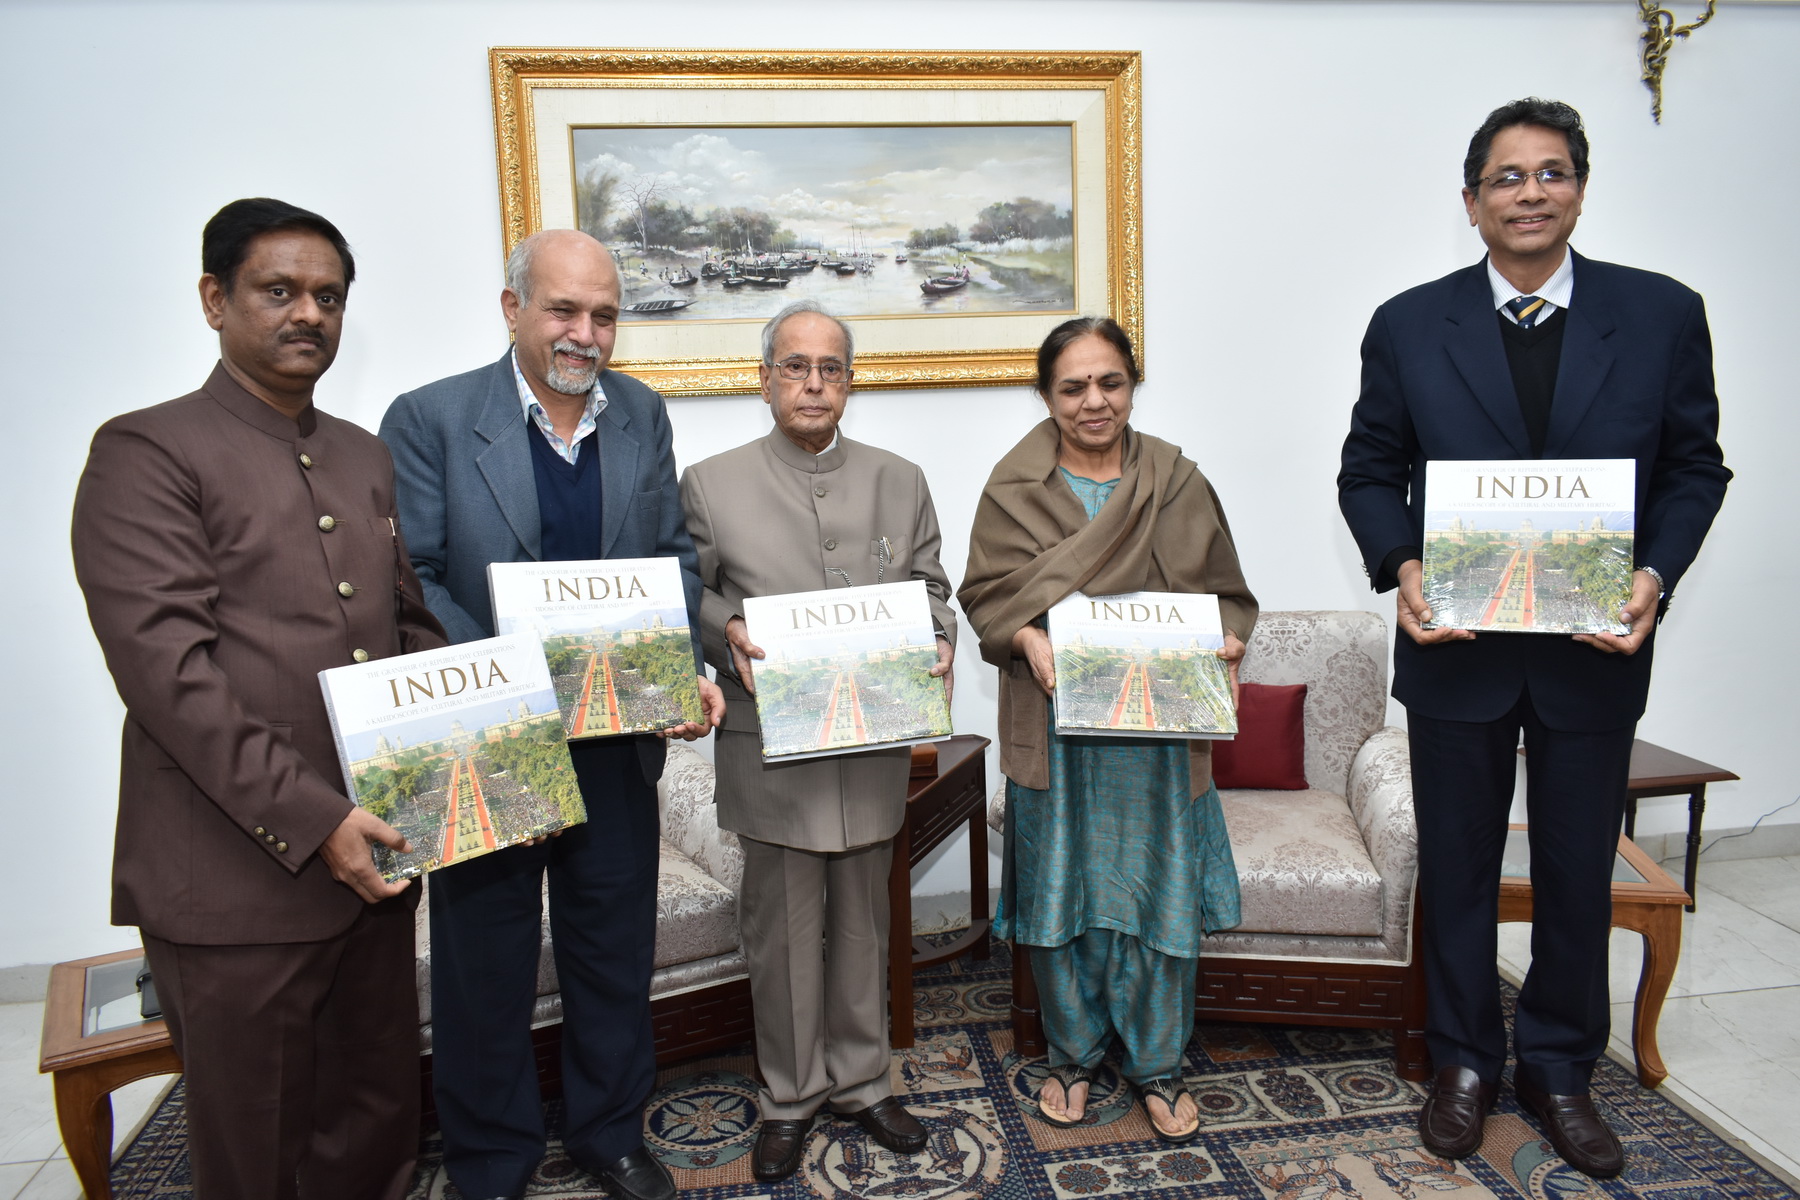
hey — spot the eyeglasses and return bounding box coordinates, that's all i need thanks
[1479,167,1580,192]
[772,357,851,383]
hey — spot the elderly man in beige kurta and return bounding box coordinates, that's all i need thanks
[680,301,957,1182]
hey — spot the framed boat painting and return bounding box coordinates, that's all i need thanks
[489,48,1142,396]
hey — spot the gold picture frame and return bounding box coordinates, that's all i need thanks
[489,47,1143,397]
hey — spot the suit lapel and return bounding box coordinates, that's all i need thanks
[1443,263,1532,456]
[597,373,639,555]
[1544,253,1617,456]
[474,353,543,559]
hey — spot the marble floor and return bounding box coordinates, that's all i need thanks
[1496,851,1800,1186]
[1,854,1796,1199]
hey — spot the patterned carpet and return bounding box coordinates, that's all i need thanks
[111,938,1796,1200]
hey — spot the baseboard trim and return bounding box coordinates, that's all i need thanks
[909,888,1002,935]
[0,963,51,1004]
[1638,821,1800,867]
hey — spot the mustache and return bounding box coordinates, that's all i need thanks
[553,340,600,361]
[280,328,325,346]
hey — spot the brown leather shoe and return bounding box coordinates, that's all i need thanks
[752,1117,813,1182]
[1515,1075,1625,1178]
[836,1096,928,1154]
[1418,1065,1498,1158]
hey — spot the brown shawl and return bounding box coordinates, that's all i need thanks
[957,419,1257,792]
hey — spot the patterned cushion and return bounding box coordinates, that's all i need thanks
[1217,788,1384,936]
[415,835,742,1023]
[523,841,739,989]
[987,782,1386,938]
[649,839,741,969]
[659,742,745,894]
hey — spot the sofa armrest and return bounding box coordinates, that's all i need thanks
[1346,725,1417,950]
[657,743,744,895]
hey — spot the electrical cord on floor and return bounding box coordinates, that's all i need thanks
[1656,793,1800,864]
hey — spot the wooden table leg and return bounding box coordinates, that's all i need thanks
[888,823,916,1050]
[968,812,991,962]
[1011,942,1046,1059]
[1683,786,1706,913]
[52,1069,114,1200]
[1616,903,1682,1088]
[49,1046,180,1200]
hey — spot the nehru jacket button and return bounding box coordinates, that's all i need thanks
[298,453,313,469]
[276,842,288,853]
[814,487,827,497]
[253,826,266,836]
[317,515,336,532]
[824,539,837,550]
[352,648,370,663]
[337,582,355,598]
[265,834,276,843]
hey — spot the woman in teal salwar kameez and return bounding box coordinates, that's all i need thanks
[959,318,1257,1142]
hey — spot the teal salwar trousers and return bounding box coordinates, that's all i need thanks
[1030,929,1197,1083]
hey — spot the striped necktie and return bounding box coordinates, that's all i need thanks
[1507,294,1548,328]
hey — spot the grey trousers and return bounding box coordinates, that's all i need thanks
[738,835,896,1118]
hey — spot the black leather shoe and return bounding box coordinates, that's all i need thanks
[1515,1075,1625,1178]
[1418,1065,1498,1159]
[754,1117,814,1181]
[836,1096,928,1154]
[569,1144,676,1200]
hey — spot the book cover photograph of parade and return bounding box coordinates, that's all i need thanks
[1052,629,1236,738]
[1421,510,1634,635]
[755,637,950,760]
[343,692,584,881]
[535,605,703,738]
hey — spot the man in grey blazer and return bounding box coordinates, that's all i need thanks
[679,300,957,1182]
[381,229,722,1200]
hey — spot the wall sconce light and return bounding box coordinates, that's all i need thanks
[1639,0,1717,123]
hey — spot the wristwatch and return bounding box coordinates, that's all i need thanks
[1639,565,1667,599]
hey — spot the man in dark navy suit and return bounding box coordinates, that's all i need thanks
[1339,98,1728,1178]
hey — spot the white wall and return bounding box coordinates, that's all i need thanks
[3,0,1794,968]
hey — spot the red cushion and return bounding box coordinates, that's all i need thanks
[1211,682,1308,790]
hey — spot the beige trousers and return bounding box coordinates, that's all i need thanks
[738,835,895,1119]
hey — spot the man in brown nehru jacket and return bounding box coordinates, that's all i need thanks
[72,198,445,1200]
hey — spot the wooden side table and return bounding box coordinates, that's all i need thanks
[1624,740,1738,913]
[1519,739,1738,913]
[38,949,182,1200]
[1497,826,1689,1088]
[888,734,991,1049]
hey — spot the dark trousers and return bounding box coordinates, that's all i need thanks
[1409,694,1635,1095]
[142,896,419,1200]
[427,738,659,1198]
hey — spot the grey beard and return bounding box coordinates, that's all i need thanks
[545,342,600,394]
[545,361,598,394]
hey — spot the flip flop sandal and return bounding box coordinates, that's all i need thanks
[1036,1062,1095,1128]
[1139,1077,1200,1143]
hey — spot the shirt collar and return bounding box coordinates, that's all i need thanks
[1487,248,1575,317]
[766,425,847,474]
[511,349,607,464]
